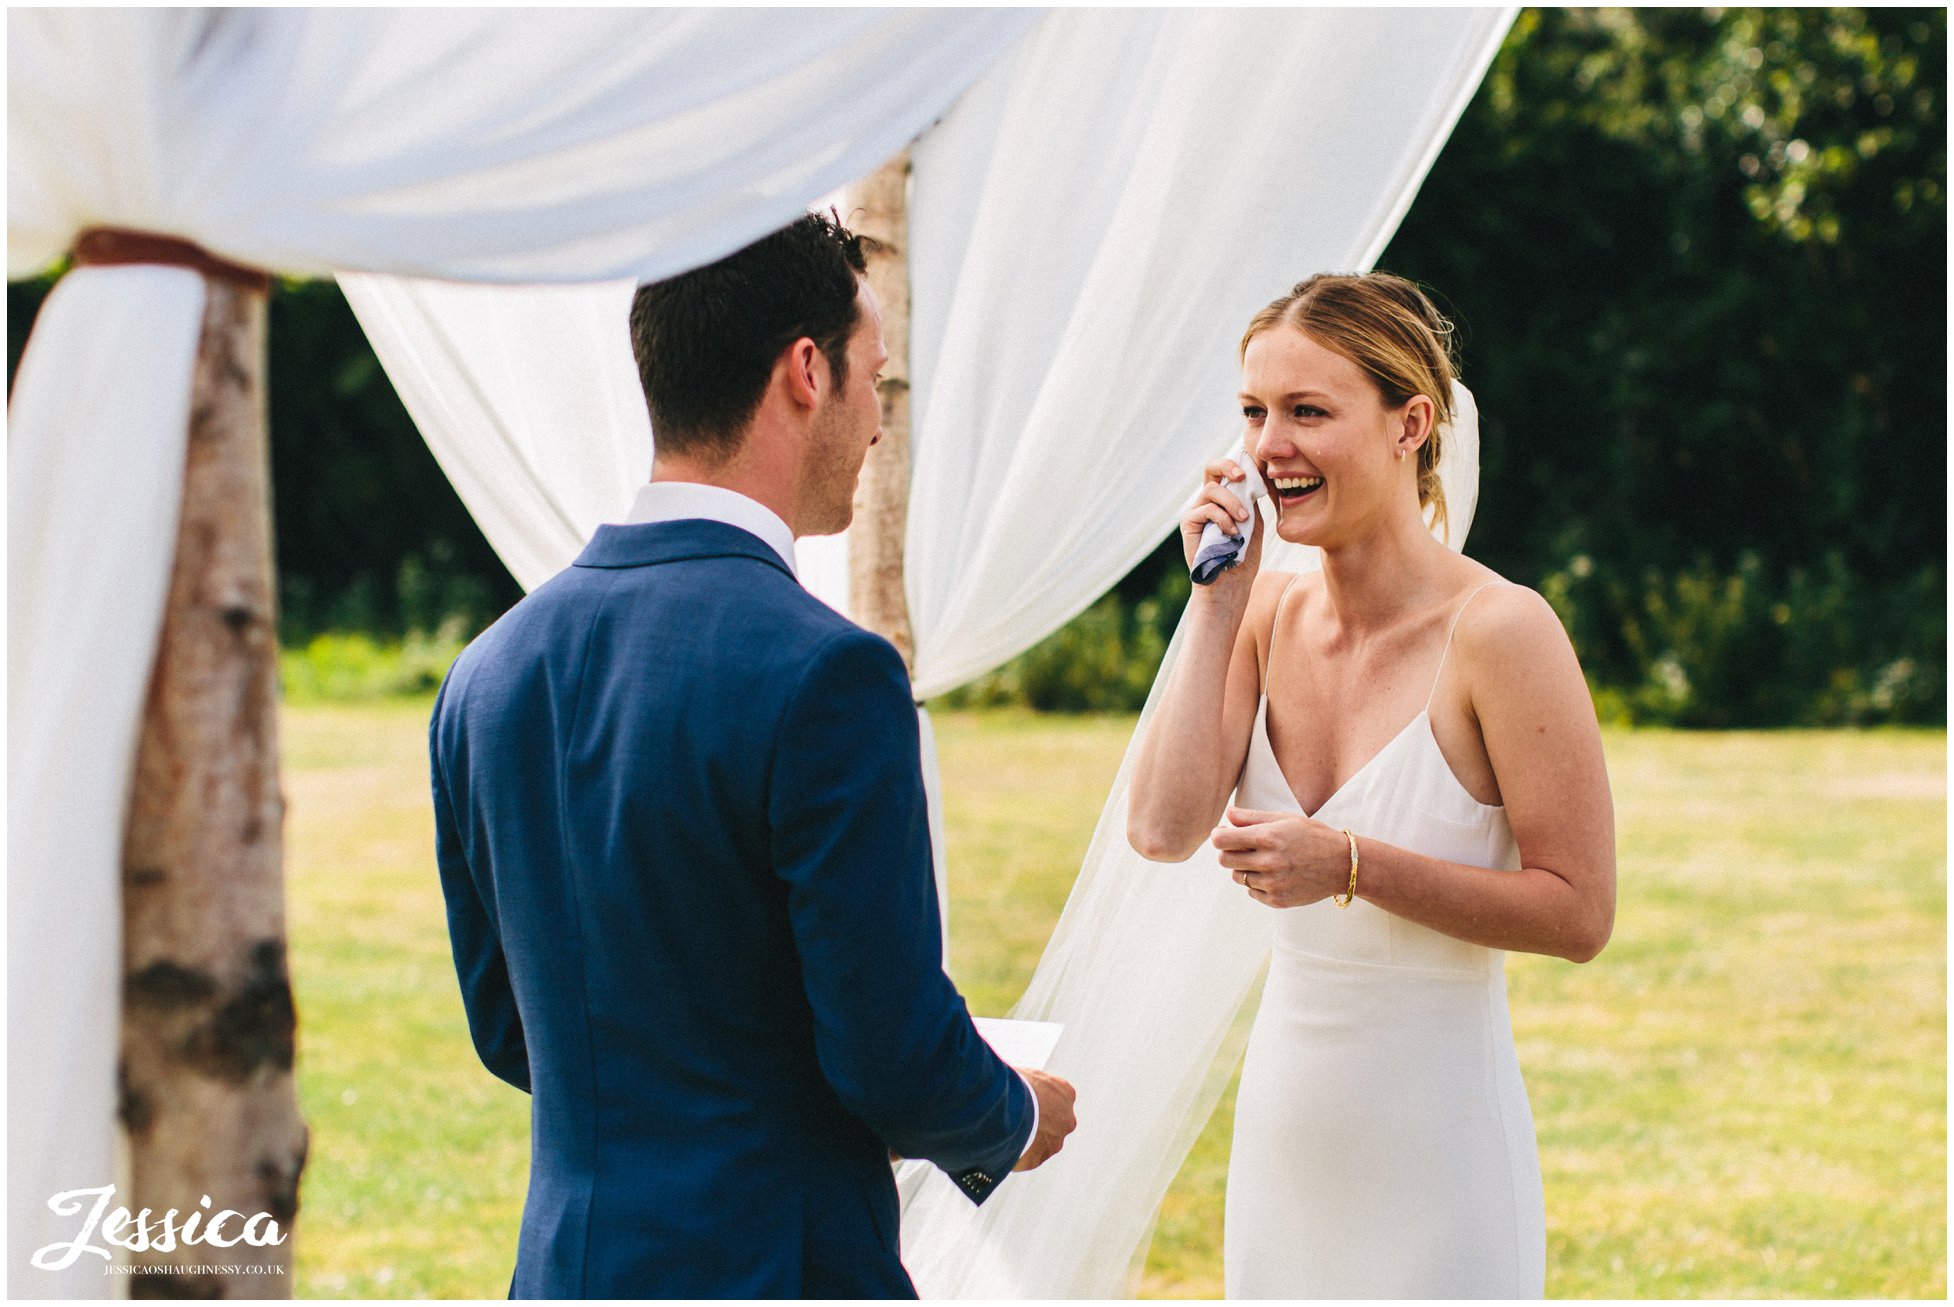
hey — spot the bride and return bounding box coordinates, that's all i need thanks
[1127,272,1617,1297]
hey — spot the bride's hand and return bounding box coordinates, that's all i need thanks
[1180,457,1263,587]
[1210,806,1349,908]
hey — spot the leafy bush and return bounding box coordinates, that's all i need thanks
[1542,550,1945,727]
[278,546,503,649]
[280,618,470,703]
[941,565,1189,713]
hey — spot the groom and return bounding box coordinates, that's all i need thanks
[431,211,1077,1298]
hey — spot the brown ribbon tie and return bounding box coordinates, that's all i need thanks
[70,228,272,293]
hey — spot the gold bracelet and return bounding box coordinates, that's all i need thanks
[1333,829,1360,908]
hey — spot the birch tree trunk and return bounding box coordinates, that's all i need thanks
[842,151,917,673]
[119,275,307,1297]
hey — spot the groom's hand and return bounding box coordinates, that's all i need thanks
[1012,1068,1078,1172]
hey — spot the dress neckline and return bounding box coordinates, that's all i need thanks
[1253,575,1511,821]
[1250,697,1502,821]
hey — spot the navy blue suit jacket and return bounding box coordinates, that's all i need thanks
[430,519,1034,1298]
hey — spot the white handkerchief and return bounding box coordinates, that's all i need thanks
[1189,442,1267,585]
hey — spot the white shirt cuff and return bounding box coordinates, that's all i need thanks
[1016,1070,1040,1161]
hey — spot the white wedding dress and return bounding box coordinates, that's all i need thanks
[1223,581,1546,1298]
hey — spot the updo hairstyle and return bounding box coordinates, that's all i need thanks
[1239,272,1459,540]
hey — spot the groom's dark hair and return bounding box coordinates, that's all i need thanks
[630,210,871,461]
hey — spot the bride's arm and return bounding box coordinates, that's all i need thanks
[1126,568,1281,863]
[1347,585,1617,962]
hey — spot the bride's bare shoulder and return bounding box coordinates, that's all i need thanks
[1252,568,1321,601]
[1245,568,1316,631]
[1459,572,1560,636]
[1453,574,1581,689]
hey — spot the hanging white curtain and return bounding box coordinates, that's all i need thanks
[902,7,1510,698]
[6,265,208,1297]
[6,9,1035,1296]
[333,279,653,590]
[341,5,1513,696]
[338,0,1509,961]
[9,8,1035,284]
[889,9,1511,1296]
[337,8,1512,1294]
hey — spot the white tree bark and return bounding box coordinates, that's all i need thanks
[120,274,307,1296]
[841,151,916,673]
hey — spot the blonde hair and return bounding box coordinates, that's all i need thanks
[1240,272,1459,540]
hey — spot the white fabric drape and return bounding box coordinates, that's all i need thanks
[343,8,1512,699]
[7,9,1034,1296]
[902,7,1512,698]
[7,267,207,1296]
[337,8,1511,1295]
[9,8,1036,285]
[887,10,1511,1296]
[335,279,653,590]
[10,3,1511,1296]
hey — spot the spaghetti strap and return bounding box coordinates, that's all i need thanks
[1425,581,1507,713]
[1260,572,1304,691]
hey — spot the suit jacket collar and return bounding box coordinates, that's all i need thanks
[621,481,797,574]
[573,519,798,581]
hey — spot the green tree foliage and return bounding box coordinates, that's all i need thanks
[261,281,523,641]
[1385,6,1944,724]
[1406,7,1942,582]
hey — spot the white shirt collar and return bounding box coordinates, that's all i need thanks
[621,482,797,577]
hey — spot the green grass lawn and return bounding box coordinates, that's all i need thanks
[283,701,1944,1297]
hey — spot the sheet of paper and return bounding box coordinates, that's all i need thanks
[973,1017,1064,1070]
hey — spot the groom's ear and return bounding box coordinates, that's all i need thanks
[779,337,826,414]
